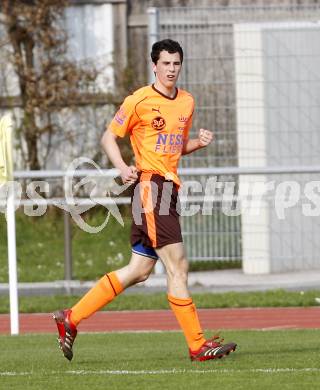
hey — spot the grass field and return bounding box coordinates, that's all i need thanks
[0,210,132,283]
[2,209,319,389]
[1,330,320,390]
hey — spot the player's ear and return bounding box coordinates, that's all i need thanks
[152,62,157,74]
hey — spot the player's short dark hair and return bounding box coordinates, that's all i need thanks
[150,39,183,64]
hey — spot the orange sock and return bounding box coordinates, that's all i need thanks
[168,294,206,352]
[70,272,123,326]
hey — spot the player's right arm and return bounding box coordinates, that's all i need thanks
[101,128,138,184]
[101,94,139,184]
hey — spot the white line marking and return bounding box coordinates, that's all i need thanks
[80,330,181,335]
[1,368,320,377]
[260,326,298,331]
[63,368,320,375]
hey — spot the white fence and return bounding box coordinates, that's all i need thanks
[148,4,320,273]
[3,165,320,274]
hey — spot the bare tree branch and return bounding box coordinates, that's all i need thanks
[0,0,104,169]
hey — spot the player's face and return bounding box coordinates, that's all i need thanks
[152,50,182,92]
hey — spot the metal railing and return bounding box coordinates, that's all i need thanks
[2,165,320,279]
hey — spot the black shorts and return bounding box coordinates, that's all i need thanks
[130,173,182,249]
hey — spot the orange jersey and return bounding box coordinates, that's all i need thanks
[109,85,194,186]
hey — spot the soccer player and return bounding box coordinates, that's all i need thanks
[53,39,237,362]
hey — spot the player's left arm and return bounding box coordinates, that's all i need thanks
[182,129,214,155]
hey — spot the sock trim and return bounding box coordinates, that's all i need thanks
[168,299,193,307]
[106,273,117,296]
[106,271,124,296]
[168,294,193,307]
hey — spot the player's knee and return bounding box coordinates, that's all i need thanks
[135,271,150,283]
[130,263,153,283]
[166,258,188,283]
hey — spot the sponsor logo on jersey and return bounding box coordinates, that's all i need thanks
[114,107,126,125]
[152,106,161,114]
[151,116,166,130]
[154,133,184,154]
[179,115,189,123]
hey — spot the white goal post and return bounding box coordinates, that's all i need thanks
[0,114,19,335]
